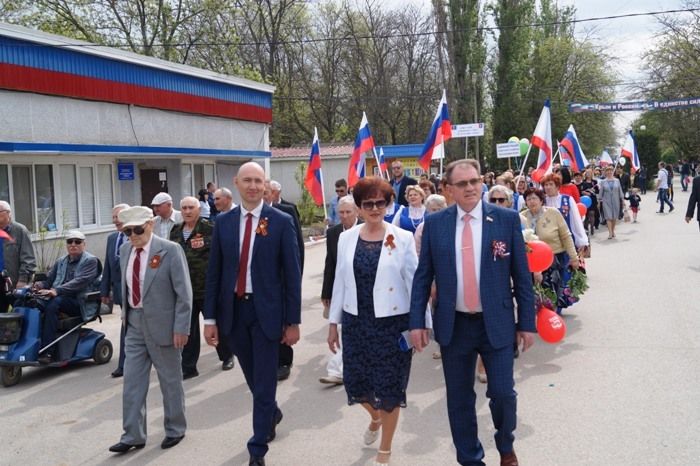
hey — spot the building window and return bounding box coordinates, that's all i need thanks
[59,165,79,228]
[3,161,115,234]
[12,166,35,232]
[79,166,96,225]
[97,164,114,225]
[0,165,9,201]
[182,164,193,196]
[35,165,56,230]
[183,163,215,195]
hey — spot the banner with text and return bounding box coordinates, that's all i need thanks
[569,97,700,113]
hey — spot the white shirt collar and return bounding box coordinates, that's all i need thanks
[457,200,482,221]
[241,200,264,218]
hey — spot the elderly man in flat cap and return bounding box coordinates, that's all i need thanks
[109,206,193,454]
[33,230,99,361]
[151,192,183,239]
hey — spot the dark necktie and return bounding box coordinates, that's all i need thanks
[115,232,124,257]
[132,248,143,306]
[236,213,253,298]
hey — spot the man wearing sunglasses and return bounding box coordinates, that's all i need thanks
[327,178,348,226]
[34,230,99,361]
[110,206,193,453]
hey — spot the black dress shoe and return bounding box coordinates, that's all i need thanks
[108,442,145,453]
[182,370,199,380]
[276,365,291,381]
[111,368,124,378]
[161,435,184,449]
[249,455,266,465]
[222,357,235,371]
[267,408,283,442]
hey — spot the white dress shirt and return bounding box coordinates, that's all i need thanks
[126,235,153,308]
[236,201,263,295]
[455,201,483,313]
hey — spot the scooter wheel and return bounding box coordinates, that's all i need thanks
[93,339,113,365]
[1,366,22,387]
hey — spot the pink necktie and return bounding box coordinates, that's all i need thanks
[462,214,479,312]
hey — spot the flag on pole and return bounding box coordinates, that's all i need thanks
[304,127,325,206]
[599,150,613,167]
[530,99,553,183]
[348,112,375,187]
[419,90,452,172]
[620,130,641,173]
[559,124,588,172]
[378,147,388,179]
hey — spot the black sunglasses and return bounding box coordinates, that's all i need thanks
[66,239,83,245]
[490,197,507,204]
[123,226,146,237]
[361,200,388,210]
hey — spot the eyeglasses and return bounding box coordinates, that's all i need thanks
[361,200,388,210]
[66,239,83,245]
[450,178,482,189]
[123,225,146,236]
[490,197,507,204]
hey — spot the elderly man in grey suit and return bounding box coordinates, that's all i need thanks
[109,206,193,454]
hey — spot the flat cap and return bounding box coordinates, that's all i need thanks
[118,206,154,227]
[151,192,173,205]
[65,230,86,240]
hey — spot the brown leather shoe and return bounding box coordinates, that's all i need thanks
[500,451,519,466]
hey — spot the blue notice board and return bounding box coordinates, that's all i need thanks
[118,162,135,181]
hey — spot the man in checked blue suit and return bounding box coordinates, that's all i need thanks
[203,162,302,466]
[410,159,536,466]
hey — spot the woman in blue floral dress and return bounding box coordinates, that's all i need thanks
[328,177,419,466]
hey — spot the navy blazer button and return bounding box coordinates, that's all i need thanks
[389,287,394,292]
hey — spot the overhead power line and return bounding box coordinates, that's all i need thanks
[4,7,699,49]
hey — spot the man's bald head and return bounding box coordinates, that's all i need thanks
[235,162,266,209]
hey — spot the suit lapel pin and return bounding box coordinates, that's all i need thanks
[384,234,396,255]
[486,216,494,222]
[256,217,269,236]
[149,254,161,269]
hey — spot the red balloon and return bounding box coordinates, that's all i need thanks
[536,307,566,343]
[526,240,554,273]
[576,202,587,217]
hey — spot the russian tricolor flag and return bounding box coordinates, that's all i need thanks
[378,147,388,179]
[559,124,589,172]
[530,99,553,183]
[304,127,325,206]
[620,130,641,173]
[348,112,374,187]
[419,90,452,172]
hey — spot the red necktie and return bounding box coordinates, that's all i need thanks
[236,213,253,298]
[132,247,143,306]
[462,214,479,312]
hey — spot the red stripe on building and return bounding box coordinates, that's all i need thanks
[0,63,272,124]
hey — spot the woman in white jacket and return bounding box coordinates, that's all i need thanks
[327,177,418,466]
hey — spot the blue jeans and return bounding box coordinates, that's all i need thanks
[658,188,673,212]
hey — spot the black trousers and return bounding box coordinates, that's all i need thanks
[182,299,233,373]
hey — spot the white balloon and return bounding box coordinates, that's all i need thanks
[619,157,626,166]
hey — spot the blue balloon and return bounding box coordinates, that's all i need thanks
[580,195,592,208]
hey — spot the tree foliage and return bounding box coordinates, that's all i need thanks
[638,1,700,161]
[1,0,619,168]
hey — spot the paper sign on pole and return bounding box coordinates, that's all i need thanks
[451,123,485,138]
[496,142,521,159]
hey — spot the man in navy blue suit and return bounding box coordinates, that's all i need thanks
[204,162,302,466]
[100,203,130,378]
[410,159,536,466]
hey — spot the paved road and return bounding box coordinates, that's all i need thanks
[2,186,699,466]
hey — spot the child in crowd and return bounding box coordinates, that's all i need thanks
[627,188,642,222]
